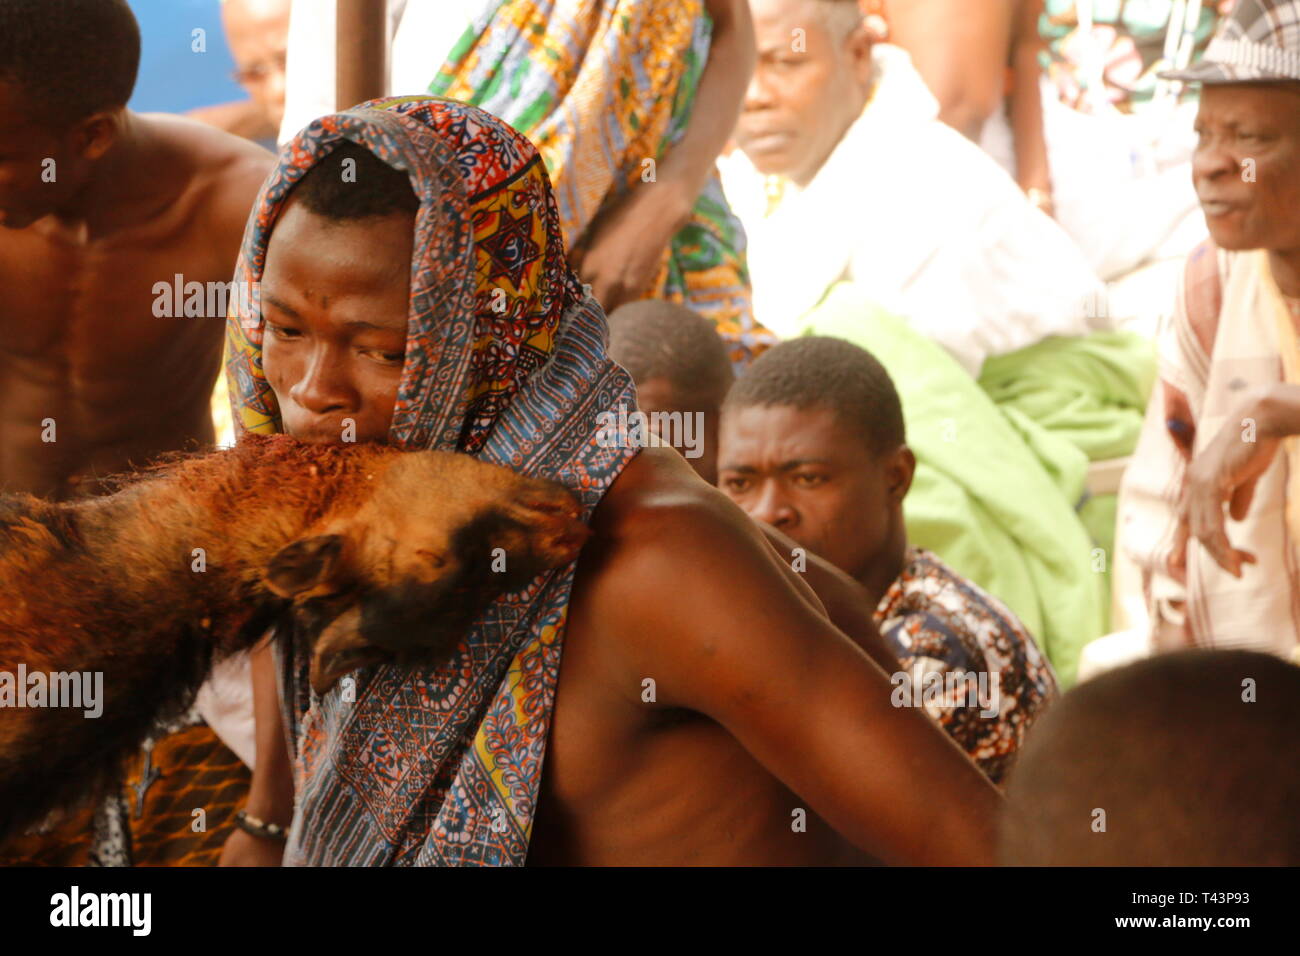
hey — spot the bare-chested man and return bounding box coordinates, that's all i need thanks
[0,0,273,501]
[224,101,1001,867]
[0,0,272,867]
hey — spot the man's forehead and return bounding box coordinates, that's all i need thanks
[722,404,854,458]
[0,81,50,135]
[1200,81,1300,116]
[752,0,830,41]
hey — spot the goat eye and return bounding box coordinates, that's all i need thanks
[415,548,448,569]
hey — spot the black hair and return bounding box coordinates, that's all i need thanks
[607,299,734,407]
[723,335,905,455]
[290,140,420,221]
[0,0,141,125]
[1000,650,1300,865]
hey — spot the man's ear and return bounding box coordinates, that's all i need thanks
[845,21,876,87]
[885,444,916,503]
[71,110,121,163]
[265,534,348,598]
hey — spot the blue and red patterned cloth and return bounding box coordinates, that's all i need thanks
[223,96,639,864]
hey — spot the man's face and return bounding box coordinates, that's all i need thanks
[718,403,900,580]
[223,0,291,131]
[735,0,873,186]
[0,82,98,228]
[1192,83,1300,253]
[635,376,722,485]
[260,199,413,444]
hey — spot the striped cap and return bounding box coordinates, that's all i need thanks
[1161,0,1300,84]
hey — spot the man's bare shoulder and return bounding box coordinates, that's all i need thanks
[140,113,273,238]
[142,112,274,172]
[574,446,797,648]
[588,446,762,563]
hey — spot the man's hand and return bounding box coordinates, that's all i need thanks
[569,182,691,312]
[219,827,286,866]
[569,0,753,312]
[1181,385,1300,576]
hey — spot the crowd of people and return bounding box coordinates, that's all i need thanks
[0,0,1297,867]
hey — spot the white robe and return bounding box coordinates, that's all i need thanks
[718,44,1109,377]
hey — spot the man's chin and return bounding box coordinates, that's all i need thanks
[287,428,389,445]
[1203,222,1260,253]
[737,143,798,180]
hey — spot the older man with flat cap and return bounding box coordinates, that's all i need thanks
[1122,0,1300,665]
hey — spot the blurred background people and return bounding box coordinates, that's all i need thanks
[188,0,291,146]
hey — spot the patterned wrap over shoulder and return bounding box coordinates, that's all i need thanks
[428,0,774,364]
[222,96,639,865]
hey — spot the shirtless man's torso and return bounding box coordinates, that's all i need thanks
[0,100,272,498]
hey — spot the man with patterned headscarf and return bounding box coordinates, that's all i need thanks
[279,0,775,366]
[222,96,1001,866]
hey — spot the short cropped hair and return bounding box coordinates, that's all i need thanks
[290,141,420,221]
[724,335,905,455]
[0,0,141,125]
[812,0,866,38]
[607,300,734,407]
[1000,650,1300,866]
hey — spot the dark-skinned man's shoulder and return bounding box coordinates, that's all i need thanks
[576,445,808,683]
[146,113,273,248]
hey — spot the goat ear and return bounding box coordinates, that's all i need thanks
[265,534,346,598]
[308,604,389,695]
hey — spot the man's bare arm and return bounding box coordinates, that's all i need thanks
[600,492,1002,865]
[219,640,292,866]
[1008,0,1052,201]
[884,0,1014,141]
[653,0,755,219]
[569,0,754,308]
[757,523,900,673]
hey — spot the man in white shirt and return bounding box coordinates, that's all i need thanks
[719,0,1109,377]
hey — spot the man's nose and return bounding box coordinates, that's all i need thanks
[742,66,776,113]
[288,345,355,417]
[1192,133,1237,185]
[267,68,288,114]
[748,480,797,531]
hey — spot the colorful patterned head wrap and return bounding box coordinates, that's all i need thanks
[223,96,638,865]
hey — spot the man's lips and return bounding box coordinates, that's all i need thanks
[1199,197,1242,217]
[739,128,795,152]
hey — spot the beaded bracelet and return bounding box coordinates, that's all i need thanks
[234,809,288,841]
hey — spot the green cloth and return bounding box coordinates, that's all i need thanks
[980,331,1157,599]
[797,284,1108,686]
[978,331,1156,464]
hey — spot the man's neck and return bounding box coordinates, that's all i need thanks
[855,536,907,612]
[1268,247,1300,299]
[53,111,161,237]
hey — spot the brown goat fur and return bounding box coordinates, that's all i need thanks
[0,433,587,845]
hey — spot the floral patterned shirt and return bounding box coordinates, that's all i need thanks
[873,548,1059,783]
